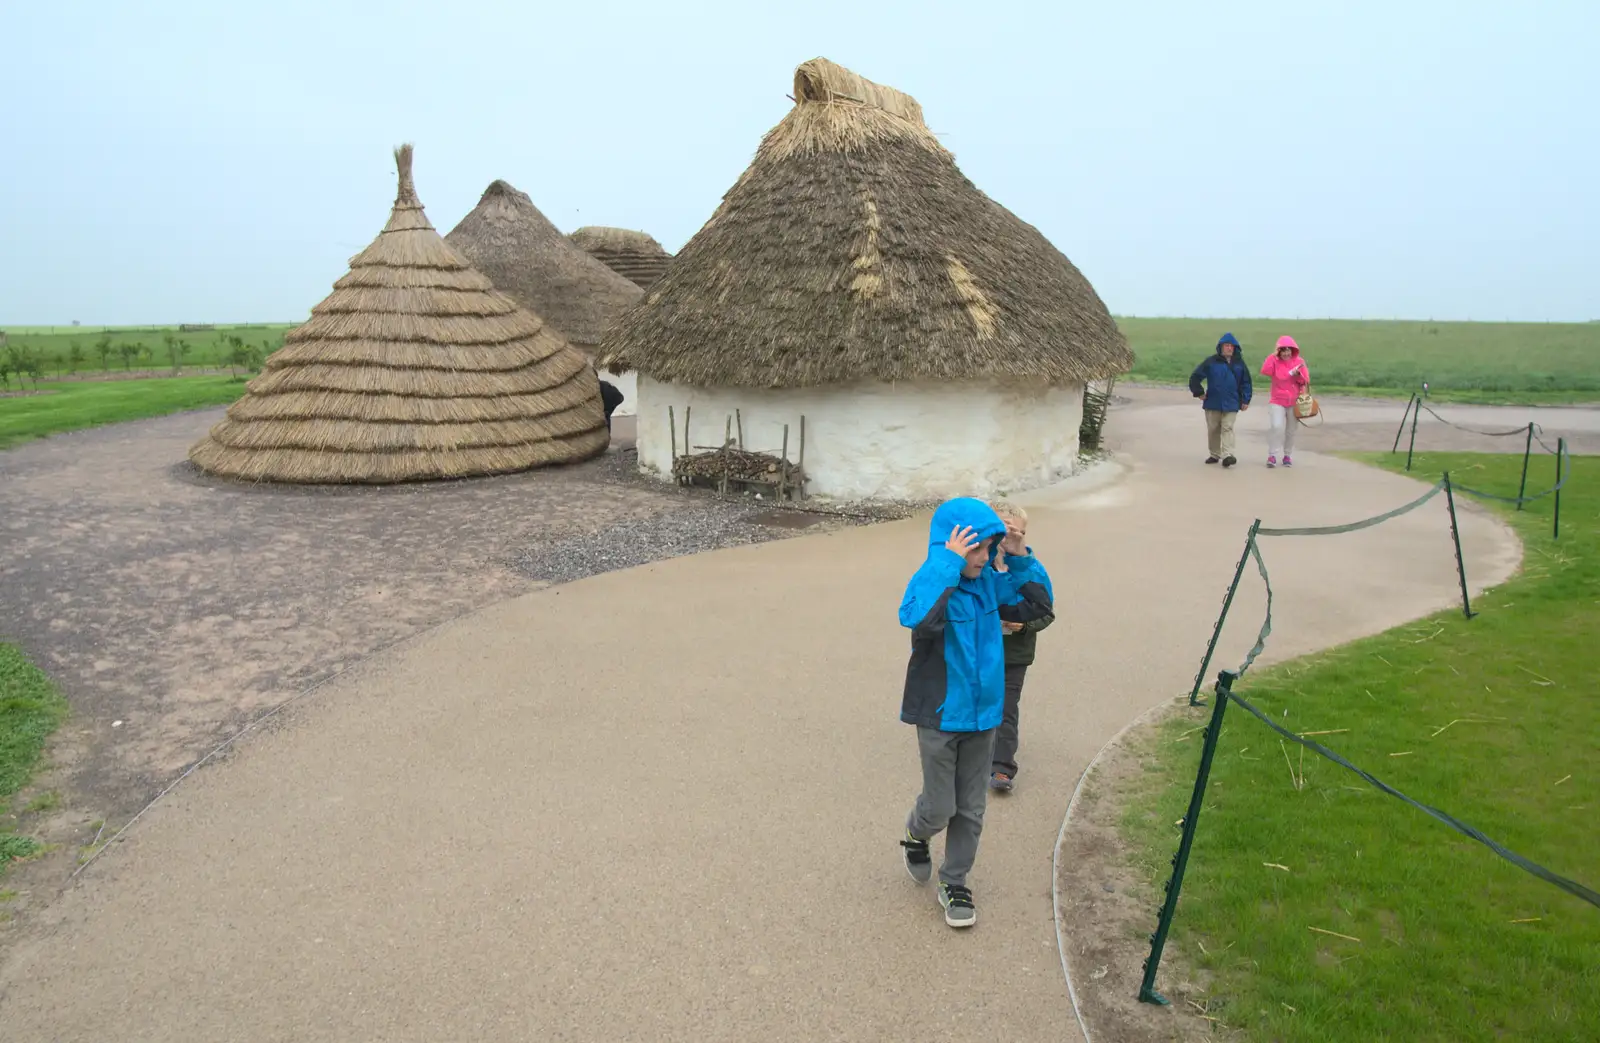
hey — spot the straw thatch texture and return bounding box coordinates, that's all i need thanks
[189,144,608,485]
[444,181,643,350]
[598,57,1133,388]
[568,227,674,289]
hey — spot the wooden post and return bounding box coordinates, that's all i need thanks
[797,415,807,500]
[668,405,677,465]
[736,409,744,449]
[721,415,732,495]
[779,423,790,501]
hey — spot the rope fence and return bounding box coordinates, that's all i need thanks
[1144,453,1591,1007]
[1392,393,1571,536]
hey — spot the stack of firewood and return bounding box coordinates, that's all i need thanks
[672,445,804,487]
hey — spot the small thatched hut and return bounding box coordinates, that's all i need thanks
[189,145,609,484]
[597,58,1133,500]
[444,182,645,418]
[568,227,674,290]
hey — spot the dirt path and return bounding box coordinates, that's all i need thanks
[0,409,861,917]
[0,389,1528,1041]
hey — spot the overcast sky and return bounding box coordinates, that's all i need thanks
[2,0,1595,326]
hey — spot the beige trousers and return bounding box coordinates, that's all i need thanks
[1204,409,1237,458]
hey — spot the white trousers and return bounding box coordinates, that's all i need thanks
[1268,403,1298,457]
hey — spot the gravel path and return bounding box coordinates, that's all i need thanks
[0,409,880,931]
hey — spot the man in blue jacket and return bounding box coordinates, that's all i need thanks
[897,497,1053,928]
[1188,332,1253,467]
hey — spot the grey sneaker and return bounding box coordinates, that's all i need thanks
[939,883,977,927]
[900,831,932,884]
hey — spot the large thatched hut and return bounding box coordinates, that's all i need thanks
[568,226,673,290]
[189,145,609,484]
[597,58,1133,500]
[444,182,646,418]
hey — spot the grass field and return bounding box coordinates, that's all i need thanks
[1117,318,1600,403]
[0,323,291,380]
[0,644,69,878]
[0,376,247,449]
[1122,451,1597,1041]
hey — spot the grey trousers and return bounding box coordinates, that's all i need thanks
[907,726,997,887]
[992,664,1028,778]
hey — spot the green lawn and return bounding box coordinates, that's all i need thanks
[1117,317,1600,404]
[1,645,69,874]
[1,323,291,379]
[0,375,247,449]
[1122,451,1598,1042]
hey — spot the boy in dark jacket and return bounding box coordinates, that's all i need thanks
[1188,332,1253,467]
[987,500,1054,793]
[898,497,1053,928]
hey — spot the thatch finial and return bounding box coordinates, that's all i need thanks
[792,58,926,127]
[394,143,417,206]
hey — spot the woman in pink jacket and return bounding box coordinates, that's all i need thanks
[1260,335,1309,467]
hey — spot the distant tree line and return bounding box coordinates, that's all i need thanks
[0,333,274,389]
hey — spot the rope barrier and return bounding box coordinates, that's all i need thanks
[1453,441,1571,505]
[1145,448,1583,1003]
[1257,479,1446,537]
[1218,474,1580,889]
[1418,404,1531,438]
[1226,687,1600,909]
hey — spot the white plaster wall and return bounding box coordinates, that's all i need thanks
[634,376,1086,501]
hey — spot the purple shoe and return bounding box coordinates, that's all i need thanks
[1267,456,1277,468]
[1283,456,1293,467]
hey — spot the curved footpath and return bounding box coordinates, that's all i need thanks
[0,393,1520,1042]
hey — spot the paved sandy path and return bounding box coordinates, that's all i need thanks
[0,392,1521,1041]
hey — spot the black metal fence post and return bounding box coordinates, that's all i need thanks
[1392,392,1417,454]
[1140,671,1235,1006]
[1516,423,1534,510]
[1188,521,1261,707]
[1405,400,1422,471]
[1443,473,1474,620]
[1554,439,1565,541]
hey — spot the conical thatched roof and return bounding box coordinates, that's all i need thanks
[444,181,643,350]
[189,145,609,484]
[598,58,1133,389]
[568,226,673,290]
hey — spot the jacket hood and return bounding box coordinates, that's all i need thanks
[927,497,1008,562]
[1275,335,1301,358]
[1214,332,1242,361]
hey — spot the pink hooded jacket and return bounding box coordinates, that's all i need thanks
[1261,336,1309,407]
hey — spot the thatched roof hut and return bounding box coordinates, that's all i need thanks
[188,145,609,484]
[444,182,642,351]
[568,227,673,290]
[597,58,1133,500]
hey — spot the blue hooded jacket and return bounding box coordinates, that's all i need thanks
[1188,332,1253,412]
[898,498,1054,732]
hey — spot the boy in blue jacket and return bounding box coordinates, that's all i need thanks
[1188,332,1253,467]
[897,497,1054,928]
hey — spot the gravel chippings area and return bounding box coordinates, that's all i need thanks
[508,448,927,585]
